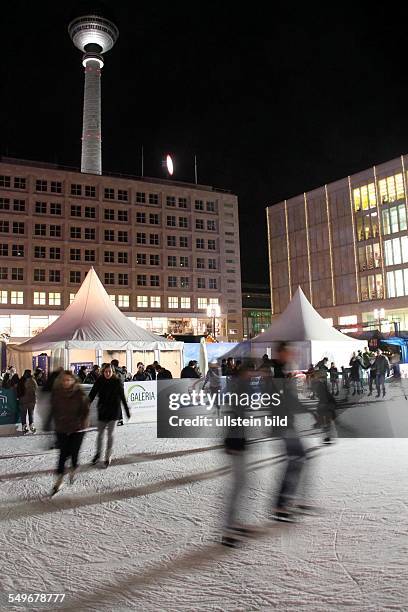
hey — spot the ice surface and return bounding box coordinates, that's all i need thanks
[0,416,407,611]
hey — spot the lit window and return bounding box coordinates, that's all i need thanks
[0,291,7,304]
[109,295,116,304]
[34,292,46,305]
[198,297,208,309]
[209,298,219,305]
[11,291,23,305]
[180,297,190,309]
[48,292,61,306]
[69,293,76,304]
[137,295,148,308]
[150,296,161,308]
[118,295,129,308]
[168,296,178,309]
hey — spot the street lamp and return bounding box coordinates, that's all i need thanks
[373,308,385,332]
[206,303,221,338]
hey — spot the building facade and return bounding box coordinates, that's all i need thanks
[242,283,271,338]
[0,158,242,343]
[267,154,408,332]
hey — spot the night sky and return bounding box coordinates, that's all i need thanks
[2,3,408,285]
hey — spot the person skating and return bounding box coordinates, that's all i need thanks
[17,369,38,434]
[180,360,200,379]
[329,362,339,396]
[349,352,364,395]
[77,365,88,383]
[47,370,90,495]
[132,362,152,381]
[89,364,130,467]
[374,349,390,397]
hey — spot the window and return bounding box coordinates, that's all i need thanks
[137,275,147,286]
[36,201,47,214]
[180,256,188,268]
[85,228,96,240]
[178,197,187,209]
[0,244,8,256]
[208,258,217,270]
[51,181,62,194]
[136,232,146,244]
[196,219,204,230]
[14,177,26,190]
[137,253,147,265]
[0,290,7,304]
[34,269,45,282]
[149,193,159,205]
[85,249,95,262]
[48,292,61,306]
[12,222,24,234]
[168,296,178,309]
[0,198,10,210]
[168,276,177,288]
[0,267,7,280]
[85,206,96,219]
[167,196,176,207]
[382,204,407,235]
[196,238,204,249]
[137,212,146,223]
[85,185,96,198]
[34,291,46,305]
[209,278,217,289]
[195,200,204,211]
[11,291,23,305]
[118,252,128,264]
[104,251,114,263]
[118,295,130,308]
[179,217,188,228]
[104,187,115,200]
[36,179,47,192]
[49,247,61,260]
[34,246,45,259]
[180,277,189,288]
[50,225,61,238]
[104,272,114,285]
[206,201,216,212]
[197,258,205,269]
[149,213,159,225]
[11,244,23,259]
[197,278,206,288]
[150,275,160,287]
[104,229,114,241]
[104,208,114,221]
[378,173,405,204]
[0,175,11,188]
[150,233,159,246]
[168,255,177,267]
[118,273,128,286]
[137,295,148,307]
[11,268,24,280]
[70,293,76,304]
[13,199,25,212]
[118,210,128,222]
[180,236,188,248]
[71,184,82,196]
[180,297,190,309]
[150,254,160,266]
[35,224,46,237]
[198,297,207,309]
[360,274,383,301]
[207,220,216,231]
[70,227,81,239]
[118,189,128,202]
[118,230,128,242]
[49,270,61,282]
[70,271,81,284]
[70,248,81,261]
[50,202,62,215]
[353,183,377,211]
[150,296,161,308]
[167,235,176,247]
[136,192,146,203]
[208,239,216,250]
[167,215,176,227]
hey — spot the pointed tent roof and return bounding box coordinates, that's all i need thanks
[253,287,356,343]
[15,268,182,351]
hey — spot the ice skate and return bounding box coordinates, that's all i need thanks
[104,456,112,469]
[30,424,36,433]
[69,467,78,484]
[51,475,64,496]
[22,425,29,435]
[117,419,124,426]
[91,453,100,465]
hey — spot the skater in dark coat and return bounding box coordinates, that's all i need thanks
[17,370,38,434]
[89,364,130,467]
[47,370,90,495]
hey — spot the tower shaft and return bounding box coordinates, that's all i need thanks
[81,59,103,175]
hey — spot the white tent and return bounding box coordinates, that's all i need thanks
[9,268,183,373]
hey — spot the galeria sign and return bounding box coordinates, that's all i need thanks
[124,380,157,411]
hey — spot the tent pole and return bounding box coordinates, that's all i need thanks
[126,349,132,374]
[96,349,102,366]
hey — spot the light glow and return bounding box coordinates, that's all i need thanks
[166,155,174,176]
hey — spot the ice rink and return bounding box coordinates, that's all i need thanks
[1,418,407,611]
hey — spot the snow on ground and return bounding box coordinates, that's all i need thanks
[0,417,408,612]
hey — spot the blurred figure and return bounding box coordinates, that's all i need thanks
[305,364,316,398]
[1,371,10,389]
[225,357,235,376]
[221,359,227,376]
[203,361,222,414]
[48,370,90,495]
[374,349,390,397]
[89,364,130,467]
[133,362,152,381]
[77,365,88,383]
[84,365,100,385]
[17,370,37,434]
[313,370,337,444]
[316,357,329,374]
[180,360,200,379]
[329,362,339,396]
[145,364,157,380]
[34,367,45,387]
[349,352,364,395]
[391,352,401,378]
[157,365,173,380]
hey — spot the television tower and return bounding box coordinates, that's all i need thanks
[68,8,119,175]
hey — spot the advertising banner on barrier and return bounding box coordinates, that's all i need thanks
[0,389,19,427]
[124,380,157,412]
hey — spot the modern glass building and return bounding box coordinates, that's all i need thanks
[267,154,408,332]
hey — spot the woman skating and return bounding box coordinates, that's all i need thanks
[89,364,130,468]
[17,370,38,434]
[48,370,90,495]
